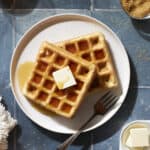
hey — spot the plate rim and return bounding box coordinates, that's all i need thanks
[10,13,131,134]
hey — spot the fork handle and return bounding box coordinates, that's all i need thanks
[57,113,96,150]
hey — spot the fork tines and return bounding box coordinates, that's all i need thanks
[98,91,119,112]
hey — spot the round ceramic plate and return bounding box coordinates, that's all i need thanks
[10,14,130,134]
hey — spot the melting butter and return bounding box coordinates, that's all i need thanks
[17,61,55,116]
[57,76,70,89]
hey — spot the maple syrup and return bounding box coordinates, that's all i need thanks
[17,61,55,116]
[17,62,34,91]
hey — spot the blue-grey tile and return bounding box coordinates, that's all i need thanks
[130,88,150,120]
[14,108,58,150]
[93,88,150,149]
[14,10,55,42]
[2,0,91,9]
[94,0,121,9]
[92,10,150,87]
[38,0,90,9]
[0,11,13,86]
[14,106,92,150]
[0,11,14,111]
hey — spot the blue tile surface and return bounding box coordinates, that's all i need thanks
[0,1,149,150]
[0,0,91,9]
[0,11,14,113]
[15,106,92,149]
[14,109,59,149]
[0,0,122,9]
[36,0,90,9]
[94,0,121,9]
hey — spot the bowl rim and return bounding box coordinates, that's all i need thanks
[120,120,150,149]
[119,0,150,21]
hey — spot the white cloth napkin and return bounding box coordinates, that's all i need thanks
[0,96,17,150]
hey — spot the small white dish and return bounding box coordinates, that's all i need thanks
[10,13,130,134]
[120,120,150,150]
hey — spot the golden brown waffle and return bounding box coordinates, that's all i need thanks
[56,32,118,91]
[23,41,96,118]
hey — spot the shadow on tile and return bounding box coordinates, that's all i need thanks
[8,126,23,150]
[0,96,8,109]
[34,124,92,149]
[131,18,150,41]
[30,54,138,149]
[1,0,38,15]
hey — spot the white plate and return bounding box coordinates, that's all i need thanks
[10,14,130,134]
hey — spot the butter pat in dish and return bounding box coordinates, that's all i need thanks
[126,128,150,148]
[120,121,150,150]
[52,66,76,90]
[128,128,150,147]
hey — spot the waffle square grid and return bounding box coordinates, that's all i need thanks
[23,41,96,118]
[57,32,119,91]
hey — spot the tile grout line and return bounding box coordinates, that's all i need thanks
[91,133,94,150]
[0,8,89,11]
[90,0,94,12]
[0,8,123,12]
[95,8,122,12]
[137,86,150,89]
[12,14,17,150]
[129,86,150,89]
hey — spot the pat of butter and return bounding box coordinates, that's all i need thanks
[52,66,76,89]
[126,136,144,150]
[126,128,150,148]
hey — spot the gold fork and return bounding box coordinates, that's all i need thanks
[57,91,119,150]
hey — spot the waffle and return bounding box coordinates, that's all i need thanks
[56,32,118,91]
[23,41,96,118]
